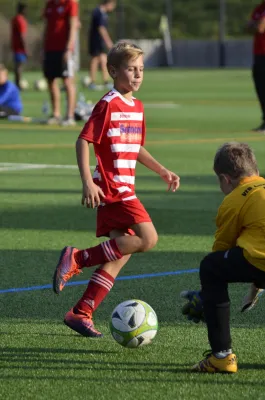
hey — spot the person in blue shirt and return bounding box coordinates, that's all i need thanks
[88,0,116,90]
[0,64,22,118]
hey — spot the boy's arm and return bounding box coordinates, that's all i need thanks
[212,204,240,251]
[137,146,180,192]
[0,82,13,105]
[247,17,265,34]
[98,26,113,50]
[76,138,105,208]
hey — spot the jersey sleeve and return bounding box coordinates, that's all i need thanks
[69,0,78,17]
[18,16,27,34]
[212,201,240,252]
[78,100,110,144]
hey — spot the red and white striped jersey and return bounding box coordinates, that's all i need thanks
[79,89,146,204]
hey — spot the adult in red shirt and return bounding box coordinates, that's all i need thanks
[43,0,78,126]
[248,1,265,131]
[11,2,28,90]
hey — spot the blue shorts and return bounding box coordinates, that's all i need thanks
[14,53,27,63]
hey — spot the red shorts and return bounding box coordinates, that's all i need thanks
[96,198,152,237]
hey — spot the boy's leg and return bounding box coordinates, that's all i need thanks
[47,78,61,119]
[14,60,22,89]
[64,229,131,337]
[53,221,158,293]
[99,53,110,83]
[89,55,99,84]
[192,247,265,372]
[63,76,76,120]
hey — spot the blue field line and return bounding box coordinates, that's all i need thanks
[0,268,199,294]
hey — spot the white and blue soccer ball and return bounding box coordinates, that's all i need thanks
[110,299,158,348]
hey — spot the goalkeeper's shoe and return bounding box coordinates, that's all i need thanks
[53,246,82,294]
[191,351,237,373]
[64,308,103,338]
[241,284,265,312]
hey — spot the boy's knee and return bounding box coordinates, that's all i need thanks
[141,232,158,252]
[199,253,214,283]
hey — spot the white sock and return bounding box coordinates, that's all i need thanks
[214,349,232,359]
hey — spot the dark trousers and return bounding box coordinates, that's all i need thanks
[252,55,265,122]
[0,106,19,118]
[200,247,265,353]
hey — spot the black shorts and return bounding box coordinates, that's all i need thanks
[89,39,106,57]
[43,51,75,80]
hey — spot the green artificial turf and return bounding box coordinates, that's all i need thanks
[1,69,265,400]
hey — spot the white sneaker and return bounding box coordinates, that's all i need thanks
[104,82,113,90]
[61,118,76,127]
[46,116,61,125]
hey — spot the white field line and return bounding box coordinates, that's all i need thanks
[0,163,95,172]
[144,103,180,109]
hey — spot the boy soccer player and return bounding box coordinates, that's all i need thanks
[11,2,28,90]
[183,142,265,373]
[0,64,22,118]
[53,41,180,337]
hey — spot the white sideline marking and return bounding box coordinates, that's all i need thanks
[144,103,180,109]
[0,163,95,172]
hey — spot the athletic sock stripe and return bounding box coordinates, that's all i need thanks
[103,241,116,261]
[105,241,117,260]
[101,242,114,262]
[92,273,114,289]
[90,278,112,291]
[90,275,113,291]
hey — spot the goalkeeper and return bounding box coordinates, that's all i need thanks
[182,142,265,373]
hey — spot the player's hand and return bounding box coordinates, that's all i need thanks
[180,290,204,323]
[160,168,180,192]
[63,50,71,62]
[82,183,105,209]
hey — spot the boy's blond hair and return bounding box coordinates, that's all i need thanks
[214,142,258,179]
[0,64,7,72]
[107,41,144,72]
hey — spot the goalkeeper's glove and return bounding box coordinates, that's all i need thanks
[180,290,204,323]
[241,283,265,312]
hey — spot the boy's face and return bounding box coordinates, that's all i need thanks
[112,55,144,93]
[0,69,8,85]
[106,1,116,12]
[217,174,234,195]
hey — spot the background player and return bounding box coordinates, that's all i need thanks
[42,0,79,125]
[0,64,22,118]
[11,2,28,90]
[88,0,116,90]
[53,41,180,337]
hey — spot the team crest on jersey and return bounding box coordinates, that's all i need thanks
[57,6,64,13]
[119,123,142,143]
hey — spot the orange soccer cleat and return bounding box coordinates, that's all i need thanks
[64,308,103,338]
[53,246,81,294]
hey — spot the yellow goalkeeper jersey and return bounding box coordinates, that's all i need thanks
[213,176,265,271]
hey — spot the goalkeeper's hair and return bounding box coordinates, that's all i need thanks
[214,142,258,179]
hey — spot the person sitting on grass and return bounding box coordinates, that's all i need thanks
[0,64,22,118]
[182,142,265,373]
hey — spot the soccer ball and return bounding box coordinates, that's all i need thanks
[19,79,29,90]
[81,76,92,88]
[34,79,47,91]
[110,299,158,348]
